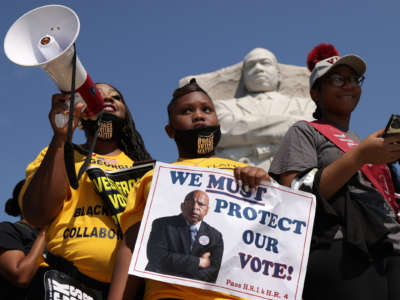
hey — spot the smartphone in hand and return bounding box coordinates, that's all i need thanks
[383,114,400,137]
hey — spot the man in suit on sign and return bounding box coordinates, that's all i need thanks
[145,189,223,283]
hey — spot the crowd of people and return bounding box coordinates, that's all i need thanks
[2,43,400,300]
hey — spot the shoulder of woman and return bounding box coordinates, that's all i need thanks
[281,120,316,141]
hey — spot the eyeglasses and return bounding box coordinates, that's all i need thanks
[325,73,365,88]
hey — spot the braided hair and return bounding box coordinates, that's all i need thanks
[311,80,323,120]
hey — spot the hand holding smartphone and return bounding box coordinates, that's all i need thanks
[383,114,400,137]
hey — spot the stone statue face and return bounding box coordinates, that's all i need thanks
[243,48,279,93]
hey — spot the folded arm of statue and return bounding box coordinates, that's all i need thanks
[215,94,315,148]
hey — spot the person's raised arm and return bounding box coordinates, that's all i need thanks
[0,227,46,288]
[280,129,400,201]
[23,94,84,227]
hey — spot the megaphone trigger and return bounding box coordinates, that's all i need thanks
[55,113,68,128]
[74,93,88,113]
[54,96,86,128]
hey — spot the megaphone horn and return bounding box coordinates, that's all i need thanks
[4,5,104,122]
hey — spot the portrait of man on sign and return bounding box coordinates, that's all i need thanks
[145,190,223,283]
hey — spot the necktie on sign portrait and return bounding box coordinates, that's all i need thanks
[189,225,198,249]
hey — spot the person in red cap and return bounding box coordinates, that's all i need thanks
[269,44,400,299]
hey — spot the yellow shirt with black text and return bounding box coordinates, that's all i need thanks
[20,147,134,283]
[121,157,249,300]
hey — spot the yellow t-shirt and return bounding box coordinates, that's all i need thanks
[121,157,250,300]
[20,147,133,283]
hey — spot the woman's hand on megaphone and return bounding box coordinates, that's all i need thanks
[49,92,86,141]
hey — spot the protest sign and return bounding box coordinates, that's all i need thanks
[129,162,315,300]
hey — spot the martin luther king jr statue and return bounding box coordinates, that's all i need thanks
[180,48,315,171]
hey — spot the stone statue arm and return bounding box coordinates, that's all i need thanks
[215,96,314,147]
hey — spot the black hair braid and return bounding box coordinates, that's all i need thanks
[311,79,323,120]
[119,123,152,162]
[312,105,322,120]
[118,105,152,162]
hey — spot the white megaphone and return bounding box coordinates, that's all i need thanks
[4,5,104,127]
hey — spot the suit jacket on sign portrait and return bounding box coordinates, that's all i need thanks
[146,213,223,283]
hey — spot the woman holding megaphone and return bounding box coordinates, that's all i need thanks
[20,83,152,299]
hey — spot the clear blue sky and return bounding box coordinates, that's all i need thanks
[1,1,398,222]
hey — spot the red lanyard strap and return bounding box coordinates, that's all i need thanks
[309,121,398,216]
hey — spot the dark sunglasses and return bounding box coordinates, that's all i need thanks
[326,73,365,88]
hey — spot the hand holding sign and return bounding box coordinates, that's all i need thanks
[129,162,315,300]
